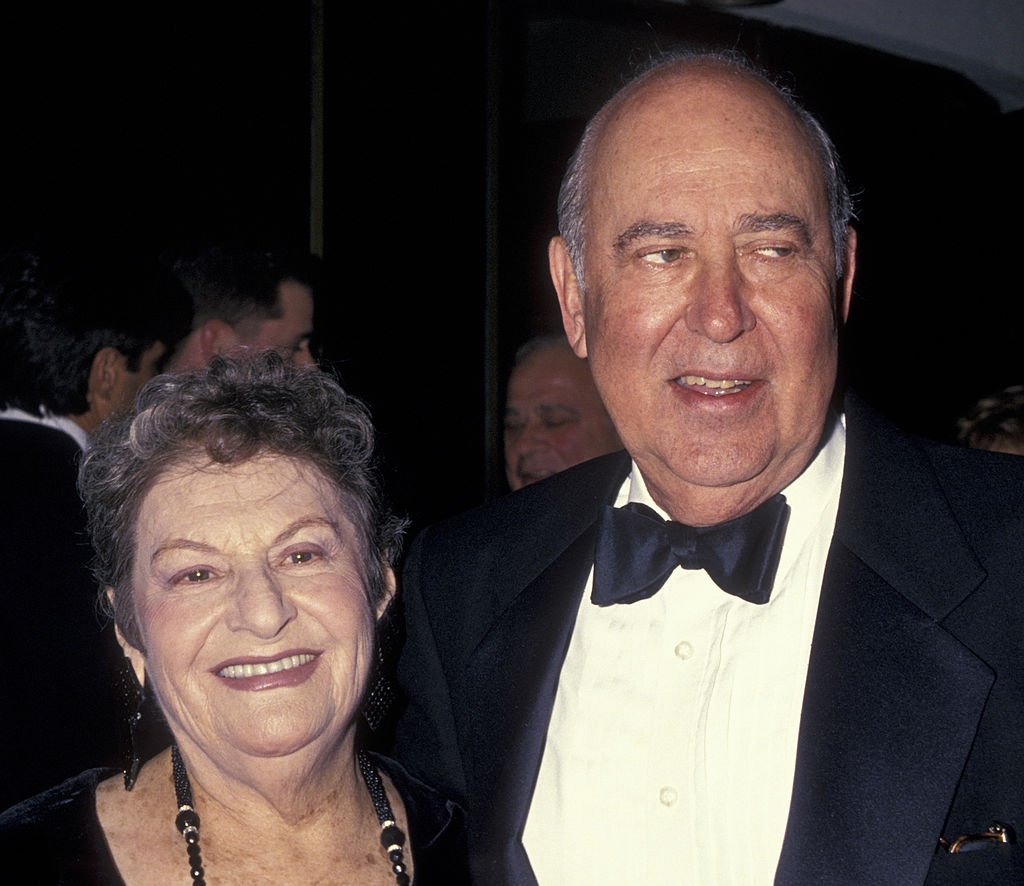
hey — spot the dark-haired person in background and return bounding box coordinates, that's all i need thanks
[168,245,318,369]
[0,247,192,810]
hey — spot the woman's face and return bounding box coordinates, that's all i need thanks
[120,455,391,763]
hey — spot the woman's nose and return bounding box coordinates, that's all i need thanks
[225,568,298,638]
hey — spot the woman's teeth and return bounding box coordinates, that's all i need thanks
[218,653,315,679]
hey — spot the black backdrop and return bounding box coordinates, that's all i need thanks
[2,1,1019,530]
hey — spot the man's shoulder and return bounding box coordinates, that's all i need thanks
[845,394,1024,513]
[410,450,629,567]
[0,418,84,526]
[842,394,1024,581]
[0,768,107,838]
[402,450,629,622]
[0,416,81,459]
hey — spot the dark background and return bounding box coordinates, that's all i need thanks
[1,1,1020,529]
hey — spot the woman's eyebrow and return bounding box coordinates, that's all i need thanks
[271,516,342,547]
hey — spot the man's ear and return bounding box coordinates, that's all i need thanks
[85,346,126,420]
[839,227,857,323]
[376,566,397,620]
[196,318,241,363]
[549,236,589,358]
[108,587,146,686]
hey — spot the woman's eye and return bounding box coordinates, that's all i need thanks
[179,568,212,584]
[287,550,317,566]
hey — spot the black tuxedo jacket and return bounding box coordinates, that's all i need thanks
[394,398,1024,885]
[0,421,122,810]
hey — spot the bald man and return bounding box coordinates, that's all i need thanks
[395,53,1024,886]
[503,335,621,491]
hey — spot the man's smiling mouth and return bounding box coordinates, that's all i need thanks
[218,653,316,679]
[676,376,752,396]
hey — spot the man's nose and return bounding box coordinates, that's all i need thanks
[683,257,755,344]
[290,343,317,367]
[515,417,553,452]
[225,567,298,638]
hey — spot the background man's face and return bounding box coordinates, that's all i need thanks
[115,341,168,410]
[241,279,315,366]
[504,345,621,490]
[556,68,854,522]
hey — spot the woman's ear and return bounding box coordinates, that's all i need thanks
[376,567,397,620]
[108,587,145,685]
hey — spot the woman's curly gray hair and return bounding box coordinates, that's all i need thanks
[79,351,405,649]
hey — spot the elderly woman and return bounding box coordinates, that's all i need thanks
[0,353,466,884]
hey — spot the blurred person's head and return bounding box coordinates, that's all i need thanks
[957,385,1024,456]
[169,246,317,369]
[0,246,192,435]
[504,335,621,491]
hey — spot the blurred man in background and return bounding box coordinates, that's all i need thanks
[504,334,621,491]
[169,245,317,369]
[0,246,191,809]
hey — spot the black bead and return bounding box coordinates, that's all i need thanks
[388,848,403,863]
[176,808,200,833]
[396,873,410,886]
[380,824,405,848]
[392,860,407,874]
[187,843,202,860]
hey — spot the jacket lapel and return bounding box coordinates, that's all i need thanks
[461,452,630,883]
[776,399,993,885]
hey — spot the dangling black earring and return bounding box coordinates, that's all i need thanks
[117,655,144,791]
[362,596,402,735]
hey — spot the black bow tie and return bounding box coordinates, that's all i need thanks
[592,494,790,606]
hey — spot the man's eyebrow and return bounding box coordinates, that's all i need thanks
[737,213,812,246]
[538,404,582,418]
[613,221,694,255]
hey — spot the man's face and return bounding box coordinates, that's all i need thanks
[504,345,621,491]
[552,68,855,524]
[111,340,167,415]
[240,280,315,366]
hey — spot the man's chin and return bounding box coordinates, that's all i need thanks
[517,466,560,488]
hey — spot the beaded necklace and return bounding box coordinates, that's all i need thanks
[171,745,409,885]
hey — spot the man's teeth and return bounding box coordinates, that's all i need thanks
[678,375,751,395]
[218,653,315,679]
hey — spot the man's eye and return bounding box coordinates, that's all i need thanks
[750,245,794,258]
[542,417,571,429]
[641,248,686,265]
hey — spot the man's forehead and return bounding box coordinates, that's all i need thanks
[586,72,829,239]
[595,66,821,186]
[510,347,601,401]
